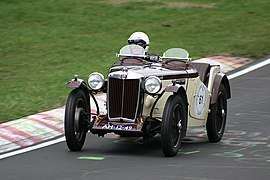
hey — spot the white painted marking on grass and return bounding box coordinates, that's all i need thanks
[0,136,65,160]
[228,58,270,80]
[1,58,270,160]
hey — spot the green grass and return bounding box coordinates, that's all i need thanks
[0,0,269,122]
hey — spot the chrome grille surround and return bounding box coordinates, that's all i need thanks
[107,72,142,123]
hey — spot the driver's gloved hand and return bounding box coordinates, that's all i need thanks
[146,54,160,62]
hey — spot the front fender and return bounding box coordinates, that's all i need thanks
[165,84,181,93]
[165,79,186,93]
[211,73,231,104]
[66,79,101,114]
[67,78,85,89]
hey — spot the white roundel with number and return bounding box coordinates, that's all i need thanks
[194,84,207,117]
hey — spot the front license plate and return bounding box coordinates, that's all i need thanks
[102,123,133,131]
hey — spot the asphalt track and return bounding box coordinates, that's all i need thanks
[0,60,270,180]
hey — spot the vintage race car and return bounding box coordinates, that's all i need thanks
[64,44,231,157]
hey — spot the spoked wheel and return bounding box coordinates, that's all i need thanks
[161,94,187,157]
[65,88,90,151]
[207,84,227,142]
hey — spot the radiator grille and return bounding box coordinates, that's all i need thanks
[108,77,140,122]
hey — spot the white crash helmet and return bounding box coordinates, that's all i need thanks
[128,32,150,52]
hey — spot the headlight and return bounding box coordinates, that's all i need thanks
[88,72,104,90]
[144,76,161,94]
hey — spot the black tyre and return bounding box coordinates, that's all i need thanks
[207,84,227,142]
[161,94,187,157]
[65,88,90,151]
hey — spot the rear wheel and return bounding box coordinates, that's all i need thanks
[161,94,187,157]
[207,84,227,142]
[65,88,90,151]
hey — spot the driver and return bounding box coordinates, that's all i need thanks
[128,31,150,54]
[127,31,160,62]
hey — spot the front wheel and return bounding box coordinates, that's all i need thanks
[207,84,227,142]
[65,88,90,151]
[161,94,187,157]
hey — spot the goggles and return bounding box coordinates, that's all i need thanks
[128,39,148,48]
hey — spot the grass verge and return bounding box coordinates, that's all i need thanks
[0,0,269,122]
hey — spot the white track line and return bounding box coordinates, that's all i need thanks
[228,58,270,80]
[1,58,270,160]
[0,137,65,160]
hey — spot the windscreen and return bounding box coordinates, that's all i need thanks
[162,48,189,60]
[117,45,146,57]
